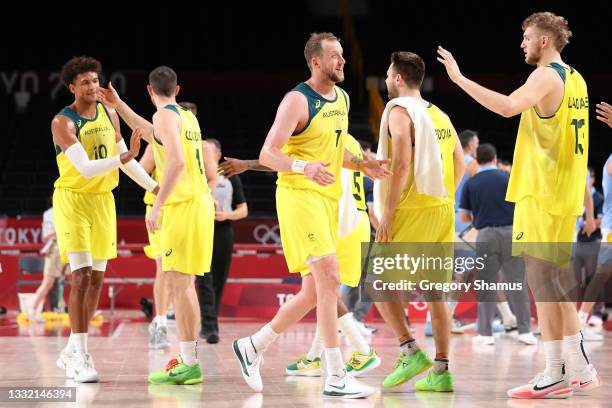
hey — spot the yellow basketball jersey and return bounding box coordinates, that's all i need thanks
[345,134,367,212]
[506,63,589,216]
[396,102,456,209]
[277,82,349,200]
[53,103,118,193]
[152,104,210,205]
[143,169,159,205]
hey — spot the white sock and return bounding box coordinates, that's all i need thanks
[543,340,564,380]
[564,332,589,373]
[73,333,88,358]
[400,338,420,355]
[577,310,589,327]
[307,325,323,361]
[448,301,457,317]
[497,302,514,324]
[154,315,167,327]
[324,347,344,377]
[338,313,370,355]
[180,341,198,366]
[66,331,76,352]
[433,358,449,374]
[251,323,278,353]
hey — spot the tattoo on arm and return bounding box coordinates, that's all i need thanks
[351,156,363,169]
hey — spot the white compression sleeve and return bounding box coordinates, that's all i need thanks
[64,142,121,179]
[116,140,158,192]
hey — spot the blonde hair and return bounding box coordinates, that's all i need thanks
[522,12,572,52]
[304,32,340,70]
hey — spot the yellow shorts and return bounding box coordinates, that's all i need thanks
[392,204,455,243]
[144,205,162,259]
[53,188,117,264]
[160,193,214,275]
[512,196,575,266]
[276,186,339,275]
[390,203,455,284]
[335,212,371,287]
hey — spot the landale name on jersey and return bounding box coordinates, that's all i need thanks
[322,109,346,118]
[567,96,588,110]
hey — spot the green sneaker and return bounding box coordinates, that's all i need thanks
[346,348,381,376]
[285,356,322,376]
[415,369,454,392]
[148,356,202,385]
[383,350,433,388]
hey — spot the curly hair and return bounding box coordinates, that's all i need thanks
[522,12,572,52]
[60,56,102,88]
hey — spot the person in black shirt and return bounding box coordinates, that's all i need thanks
[196,138,248,344]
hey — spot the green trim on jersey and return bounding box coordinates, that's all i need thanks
[56,102,102,138]
[164,104,180,115]
[291,82,338,136]
[55,144,62,156]
[548,62,567,83]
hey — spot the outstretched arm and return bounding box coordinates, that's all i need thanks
[98,82,154,143]
[219,158,273,177]
[437,46,558,118]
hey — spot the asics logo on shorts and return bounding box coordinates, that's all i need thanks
[165,249,173,257]
[308,233,315,241]
[516,232,524,240]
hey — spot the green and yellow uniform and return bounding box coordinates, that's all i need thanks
[53,102,118,263]
[152,104,214,275]
[276,82,349,275]
[508,63,589,264]
[143,169,161,259]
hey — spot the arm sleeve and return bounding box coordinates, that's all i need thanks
[230,176,247,208]
[116,140,158,191]
[64,142,121,179]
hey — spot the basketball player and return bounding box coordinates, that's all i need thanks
[219,134,382,377]
[101,67,215,384]
[52,56,159,382]
[134,101,217,350]
[438,11,600,398]
[374,51,464,392]
[231,32,389,398]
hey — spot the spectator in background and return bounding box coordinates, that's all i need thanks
[28,198,69,321]
[497,160,512,173]
[454,129,479,235]
[459,144,535,346]
[574,167,605,341]
[196,138,248,344]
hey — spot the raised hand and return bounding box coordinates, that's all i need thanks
[304,162,335,186]
[219,157,248,177]
[436,46,464,84]
[97,82,121,109]
[596,101,612,128]
[120,128,142,164]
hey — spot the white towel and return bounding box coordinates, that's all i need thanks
[338,168,360,237]
[374,97,447,220]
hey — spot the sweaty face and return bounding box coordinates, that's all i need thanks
[317,40,345,83]
[521,26,544,65]
[385,64,399,99]
[71,72,100,103]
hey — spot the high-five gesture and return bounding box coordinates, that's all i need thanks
[436,46,464,84]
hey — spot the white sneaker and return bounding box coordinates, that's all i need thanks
[354,320,375,336]
[587,315,603,329]
[451,318,468,334]
[581,327,603,342]
[568,364,602,393]
[518,332,538,345]
[472,335,495,346]
[232,337,264,392]
[56,347,75,378]
[323,370,374,399]
[503,315,518,332]
[507,371,573,399]
[70,354,99,383]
